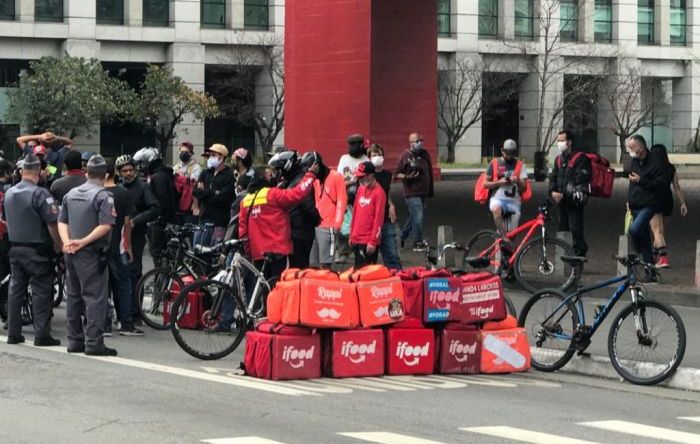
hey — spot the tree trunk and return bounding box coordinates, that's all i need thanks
[446,140,456,164]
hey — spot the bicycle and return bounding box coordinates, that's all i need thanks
[136,224,217,330]
[424,242,517,318]
[169,238,278,360]
[0,274,36,327]
[51,255,65,308]
[519,254,686,385]
[464,201,576,294]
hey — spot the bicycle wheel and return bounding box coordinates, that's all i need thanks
[170,279,247,360]
[514,237,576,294]
[608,300,686,385]
[137,268,183,330]
[52,271,64,308]
[518,289,578,372]
[504,295,517,318]
[463,229,500,274]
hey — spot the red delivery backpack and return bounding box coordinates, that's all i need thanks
[323,329,385,378]
[475,159,531,204]
[556,152,614,199]
[243,322,321,380]
[385,326,436,375]
[397,267,451,321]
[439,323,481,374]
[173,173,196,213]
[163,275,204,329]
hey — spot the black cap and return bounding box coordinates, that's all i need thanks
[354,161,375,177]
[347,133,364,144]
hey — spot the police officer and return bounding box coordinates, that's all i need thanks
[58,155,117,356]
[2,154,63,345]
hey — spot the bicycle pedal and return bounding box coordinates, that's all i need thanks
[576,351,591,357]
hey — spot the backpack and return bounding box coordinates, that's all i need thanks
[474,159,532,205]
[556,152,614,199]
[174,173,195,213]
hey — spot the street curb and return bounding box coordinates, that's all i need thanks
[583,285,700,308]
[531,349,700,392]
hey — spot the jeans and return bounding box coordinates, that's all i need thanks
[401,196,425,245]
[109,252,134,329]
[379,222,402,270]
[628,207,656,265]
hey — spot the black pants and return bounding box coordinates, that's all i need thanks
[289,237,314,269]
[7,246,54,339]
[558,202,588,257]
[254,257,288,285]
[354,244,379,268]
[129,232,147,319]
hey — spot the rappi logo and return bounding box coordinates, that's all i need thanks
[449,340,478,363]
[395,341,430,367]
[317,308,342,320]
[469,305,495,319]
[371,286,393,299]
[341,340,377,364]
[317,287,342,301]
[282,345,315,369]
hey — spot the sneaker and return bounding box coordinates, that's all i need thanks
[34,336,61,347]
[412,241,428,252]
[85,346,118,357]
[119,326,145,337]
[133,317,144,327]
[655,256,669,269]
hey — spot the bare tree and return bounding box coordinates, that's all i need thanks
[437,57,521,163]
[213,35,284,157]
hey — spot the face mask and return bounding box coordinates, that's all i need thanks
[412,141,423,151]
[121,175,135,184]
[370,156,384,168]
[557,142,568,153]
[179,152,191,163]
[349,144,363,158]
[629,150,638,159]
[265,177,278,188]
[207,156,221,170]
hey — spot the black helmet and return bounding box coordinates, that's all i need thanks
[300,151,323,170]
[268,150,298,174]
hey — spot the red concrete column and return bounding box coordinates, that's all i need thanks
[285,0,437,168]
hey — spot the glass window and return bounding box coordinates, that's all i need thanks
[560,0,578,41]
[201,0,225,29]
[438,0,451,37]
[35,0,63,22]
[96,0,124,25]
[478,0,498,38]
[244,0,268,30]
[0,0,14,21]
[670,0,686,46]
[515,0,534,39]
[638,0,654,45]
[594,0,613,43]
[143,0,169,27]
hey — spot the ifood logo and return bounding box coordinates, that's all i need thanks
[341,340,377,364]
[469,305,495,319]
[449,340,478,362]
[371,286,393,299]
[317,308,342,320]
[282,345,315,369]
[251,207,261,218]
[395,341,430,367]
[359,196,372,207]
[317,287,342,301]
[428,289,459,305]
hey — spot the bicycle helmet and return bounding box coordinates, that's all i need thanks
[268,150,298,176]
[502,139,518,153]
[115,154,135,170]
[133,147,162,171]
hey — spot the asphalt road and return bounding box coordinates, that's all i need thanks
[2,304,700,444]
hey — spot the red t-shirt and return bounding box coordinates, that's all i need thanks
[350,183,386,248]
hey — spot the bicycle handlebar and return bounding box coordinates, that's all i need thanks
[194,238,249,255]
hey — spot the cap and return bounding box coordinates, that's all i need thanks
[86,154,107,173]
[180,141,194,151]
[354,161,376,177]
[206,144,228,158]
[503,139,518,152]
[233,147,249,160]
[21,154,41,169]
[347,133,364,144]
[33,144,48,157]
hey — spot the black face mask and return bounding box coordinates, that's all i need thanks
[179,152,191,163]
[349,144,363,158]
[265,178,278,188]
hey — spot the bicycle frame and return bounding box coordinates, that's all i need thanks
[478,212,547,268]
[210,251,272,323]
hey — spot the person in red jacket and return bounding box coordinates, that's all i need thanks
[239,163,319,280]
[349,161,386,267]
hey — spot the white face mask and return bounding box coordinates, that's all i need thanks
[207,156,221,169]
[557,141,568,153]
[370,156,384,168]
[629,150,638,158]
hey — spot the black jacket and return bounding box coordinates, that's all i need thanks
[548,150,592,203]
[283,168,319,240]
[123,177,160,237]
[194,166,236,228]
[150,166,178,224]
[628,151,666,211]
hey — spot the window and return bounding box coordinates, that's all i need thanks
[638,0,654,45]
[143,0,169,26]
[244,0,268,30]
[201,0,225,28]
[514,0,534,39]
[0,0,14,20]
[35,0,63,22]
[560,0,578,41]
[0,60,29,87]
[670,0,686,46]
[96,0,124,25]
[594,0,613,43]
[437,0,451,37]
[478,0,498,38]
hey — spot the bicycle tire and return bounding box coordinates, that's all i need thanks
[463,229,500,274]
[504,295,517,318]
[514,236,576,294]
[137,268,183,330]
[170,279,247,360]
[518,289,578,372]
[608,300,686,386]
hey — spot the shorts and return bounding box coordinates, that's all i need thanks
[489,198,521,216]
[310,227,337,267]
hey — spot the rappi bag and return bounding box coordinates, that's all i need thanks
[386,327,436,375]
[164,275,204,329]
[423,273,506,324]
[438,323,481,374]
[355,279,405,327]
[278,269,339,325]
[323,329,385,378]
[480,322,530,374]
[299,278,359,329]
[243,322,321,380]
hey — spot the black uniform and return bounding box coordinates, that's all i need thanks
[194,166,236,229]
[50,172,87,203]
[3,179,59,341]
[284,167,320,268]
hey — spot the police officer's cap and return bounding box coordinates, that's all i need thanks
[86,154,107,174]
[21,154,41,169]
[347,134,364,144]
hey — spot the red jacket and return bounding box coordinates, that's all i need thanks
[239,172,315,261]
[350,183,386,248]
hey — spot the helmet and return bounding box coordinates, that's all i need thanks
[502,139,518,153]
[115,154,135,170]
[133,147,162,171]
[300,151,323,170]
[268,150,298,175]
[81,151,96,163]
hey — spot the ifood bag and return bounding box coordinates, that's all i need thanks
[423,273,506,324]
[299,279,359,329]
[164,275,203,329]
[397,267,451,321]
[385,327,436,375]
[323,329,385,378]
[438,324,481,374]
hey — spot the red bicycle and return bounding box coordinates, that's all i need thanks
[463,202,576,294]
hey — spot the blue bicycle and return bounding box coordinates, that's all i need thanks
[518,254,686,385]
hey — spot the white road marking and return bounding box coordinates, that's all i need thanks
[461,426,602,444]
[581,420,700,444]
[339,432,447,444]
[201,438,287,444]
[680,417,700,423]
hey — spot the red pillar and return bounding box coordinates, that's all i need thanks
[285,0,438,169]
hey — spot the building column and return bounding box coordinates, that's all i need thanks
[125,0,143,26]
[16,0,34,22]
[579,0,595,44]
[657,0,671,46]
[65,0,97,40]
[172,0,201,39]
[615,0,638,48]
[227,0,244,29]
[672,61,700,152]
[500,0,515,40]
[167,43,206,161]
[451,53,483,164]
[270,0,284,32]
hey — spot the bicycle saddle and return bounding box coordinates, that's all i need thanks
[560,255,588,265]
[464,257,491,269]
